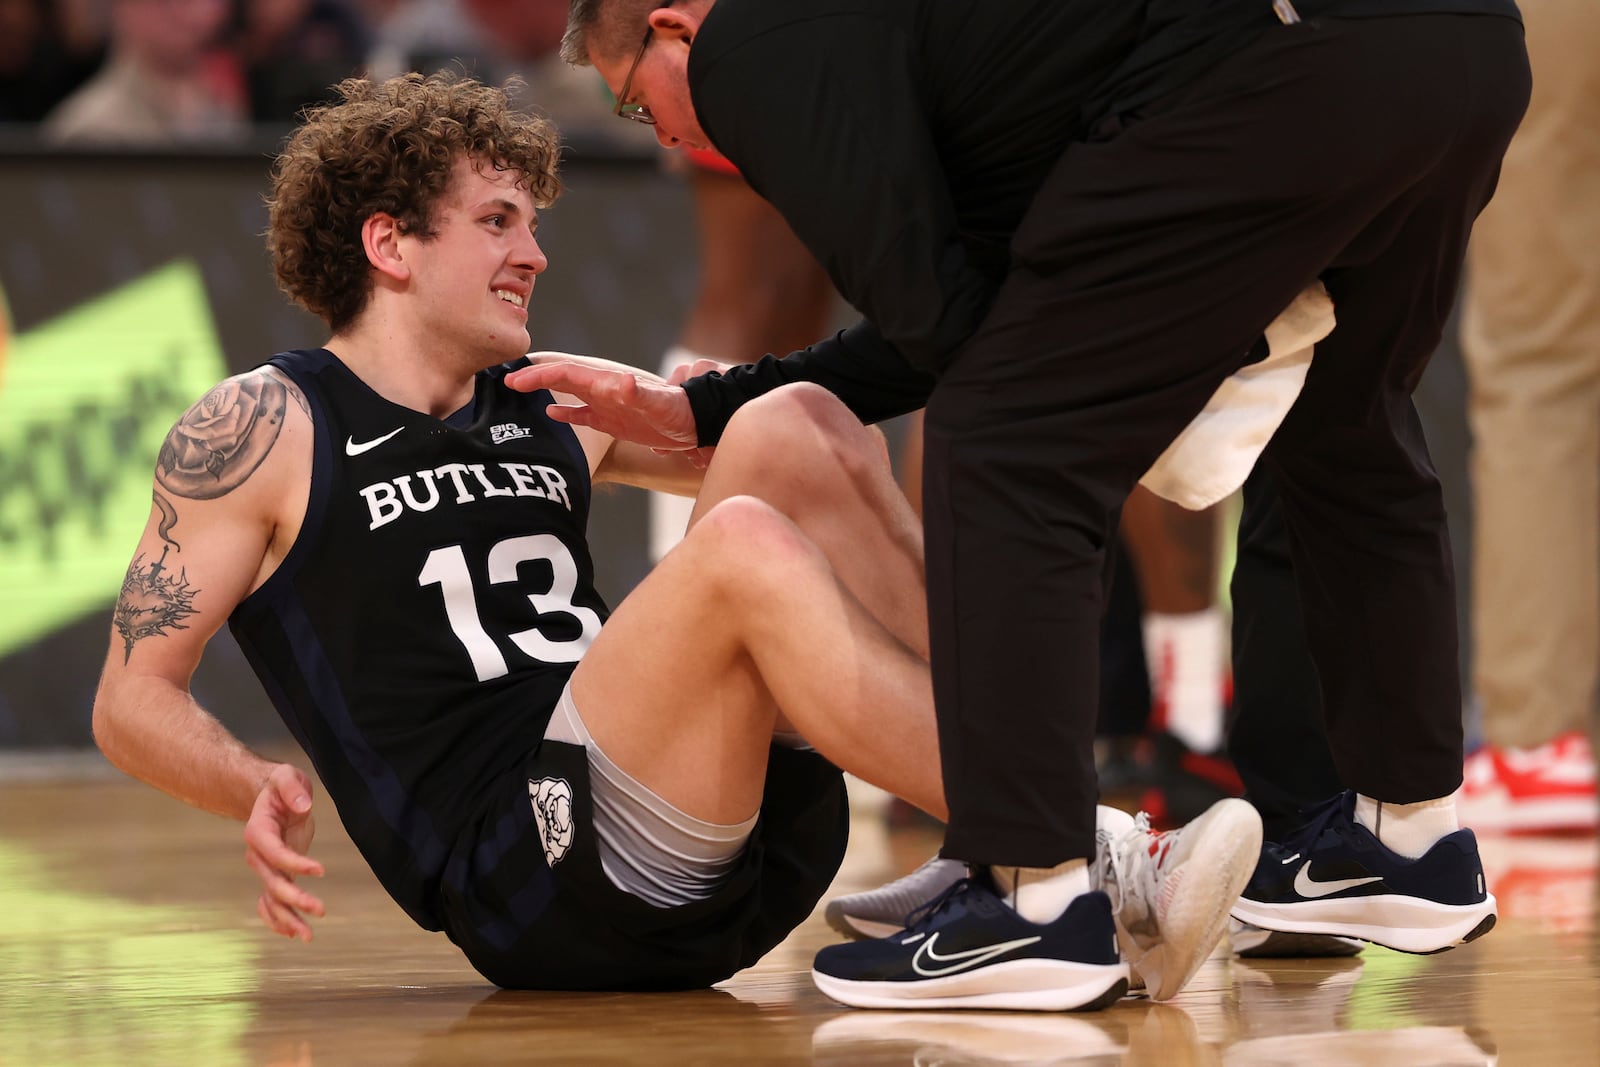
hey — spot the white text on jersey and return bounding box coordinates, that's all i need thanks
[359,462,572,530]
[490,423,533,444]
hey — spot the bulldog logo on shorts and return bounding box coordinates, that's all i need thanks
[528,777,575,867]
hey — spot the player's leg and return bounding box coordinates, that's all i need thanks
[688,383,928,659]
[573,492,940,824]
[573,383,943,827]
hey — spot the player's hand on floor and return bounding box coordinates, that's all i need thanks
[244,763,326,942]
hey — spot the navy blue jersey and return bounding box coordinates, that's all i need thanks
[230,349,608,930]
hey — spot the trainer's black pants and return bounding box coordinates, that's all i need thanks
[1230,465,1345,841]
[923,14,1530,865]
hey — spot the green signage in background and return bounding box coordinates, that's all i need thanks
[0,261,228,659]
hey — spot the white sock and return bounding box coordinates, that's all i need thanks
[1143,608,1226,753]
[990,858,1092,924]
[647,346,710,563]
[1354,793,1459,859]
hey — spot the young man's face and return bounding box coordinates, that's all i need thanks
[404,157,547,368]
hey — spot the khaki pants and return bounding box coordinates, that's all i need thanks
[1461,0,1600,747]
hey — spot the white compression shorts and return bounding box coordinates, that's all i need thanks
[543,683,757,908]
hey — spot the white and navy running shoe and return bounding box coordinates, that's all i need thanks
[1230,791,1498,954]
[811,876,1129,1012]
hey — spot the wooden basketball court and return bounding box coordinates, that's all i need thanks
[1,758,1593,1065]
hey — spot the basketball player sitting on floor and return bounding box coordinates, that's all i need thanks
[91,72,1259,1006]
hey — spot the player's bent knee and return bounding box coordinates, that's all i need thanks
[723,384,880,478]
[729,383,855,440]
[689,495,819,571]
[693,494,784,542]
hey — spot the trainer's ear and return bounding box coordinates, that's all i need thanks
[649,2,702,45]
[362,213,411,283]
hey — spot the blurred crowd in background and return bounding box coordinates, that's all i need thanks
[0,0,624,143]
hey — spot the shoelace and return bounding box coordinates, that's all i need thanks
[1274,791,1350,858]
[903,877,977,931]
[1097,811,1156,915]
[1097,828,1127,914]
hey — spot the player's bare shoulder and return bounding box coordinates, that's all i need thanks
[110,369,312,669]
[150,365,314,578]
[155,366,312,502]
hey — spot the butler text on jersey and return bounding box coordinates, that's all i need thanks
[359,461,573,530]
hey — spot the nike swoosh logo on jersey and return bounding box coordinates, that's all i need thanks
[910,932,1042,978]
[1293,862,1384,899]
[345,427,404,456]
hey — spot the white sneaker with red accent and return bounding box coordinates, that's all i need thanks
[1096,797,1262,1000]
[1458,731,1598,833]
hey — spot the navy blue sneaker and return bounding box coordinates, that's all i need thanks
[811,877,1129,1011]
[1229,792,1497,954]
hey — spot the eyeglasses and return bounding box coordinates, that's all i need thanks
[612,4,669,125]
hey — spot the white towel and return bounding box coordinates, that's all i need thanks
[1139,281,1335,510]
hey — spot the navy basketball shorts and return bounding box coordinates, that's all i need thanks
[437,738,849,991]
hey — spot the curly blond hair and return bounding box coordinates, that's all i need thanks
[266,72,562,333]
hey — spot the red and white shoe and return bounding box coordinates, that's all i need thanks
[1458,732,1598,834]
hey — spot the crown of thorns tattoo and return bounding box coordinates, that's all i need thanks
[114,546,200,663]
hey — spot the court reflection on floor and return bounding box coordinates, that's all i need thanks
[0,774,1594,1066]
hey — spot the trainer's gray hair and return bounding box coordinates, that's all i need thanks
[562,0,666,66]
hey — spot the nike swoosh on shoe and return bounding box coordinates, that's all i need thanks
[910,932,1043,978]
[1293,863,1384,899]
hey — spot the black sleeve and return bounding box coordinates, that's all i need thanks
[682,320,936,445]
[689,12,997,375]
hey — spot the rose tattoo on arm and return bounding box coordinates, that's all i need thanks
[157,374,288,500]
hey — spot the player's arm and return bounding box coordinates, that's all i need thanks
[92,367,327,939]
[594,438,708,496]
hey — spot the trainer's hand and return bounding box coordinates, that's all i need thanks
[506,353,699,451]
[657,359,735,466]
[244,763,325,943]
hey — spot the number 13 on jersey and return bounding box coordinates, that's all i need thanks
[418,534,603,681]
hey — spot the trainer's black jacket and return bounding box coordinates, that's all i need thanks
[680,0,1522,444]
